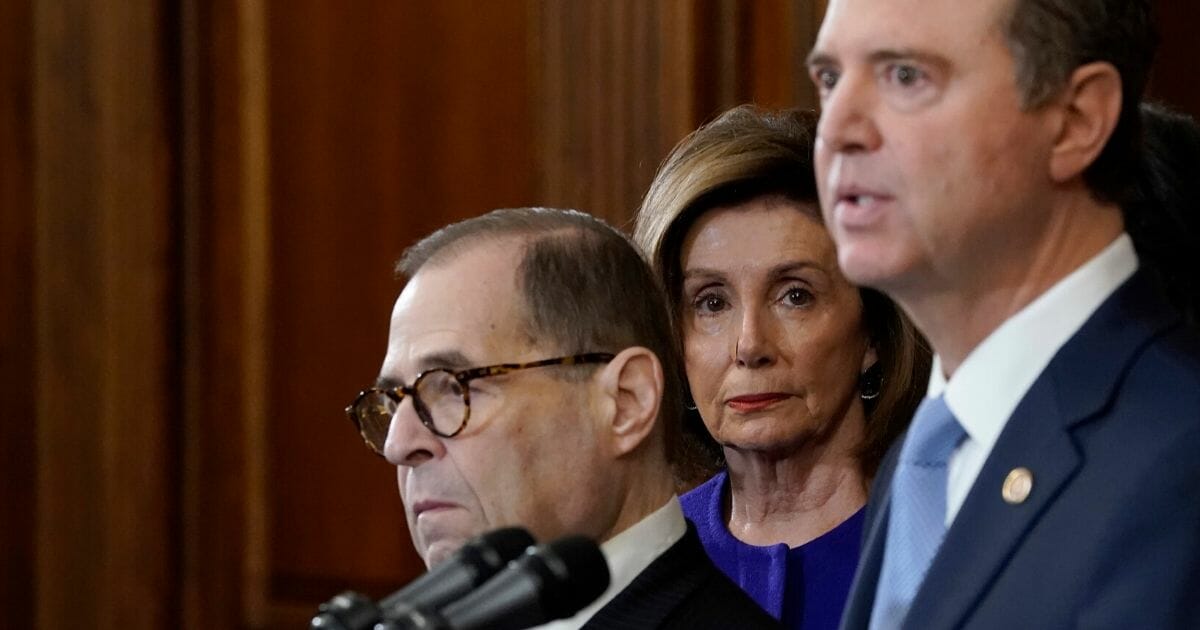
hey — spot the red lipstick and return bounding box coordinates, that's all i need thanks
[726,393,791,412]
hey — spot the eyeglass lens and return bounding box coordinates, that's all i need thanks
[355,370,467,451]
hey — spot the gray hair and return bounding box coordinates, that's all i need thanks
[397,208,687,471]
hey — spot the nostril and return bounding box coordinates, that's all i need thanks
[402,448,435,467]
[735,345,776,369]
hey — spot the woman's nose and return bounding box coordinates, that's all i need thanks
[734,308,777,369]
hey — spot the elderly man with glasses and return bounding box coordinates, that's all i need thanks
[347,208,778,629]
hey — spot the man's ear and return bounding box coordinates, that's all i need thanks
[594,346,664,457]
[1049,61,1123,183]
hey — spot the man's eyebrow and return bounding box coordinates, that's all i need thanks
[375,375,401,390]
[866,48,942,66]
[806,48,942,68]
[806,50,836,69]
[374,350,474,389]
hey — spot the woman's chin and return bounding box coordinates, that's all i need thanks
[719,430,816,458]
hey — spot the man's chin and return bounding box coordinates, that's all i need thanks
[837,244,910,292]
[420,536,468,569]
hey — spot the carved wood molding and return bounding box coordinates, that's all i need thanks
[32,1,177,627]
[178,0,283,626]
[531,0,674,228]
[0,0,36,619]
[530,0,825,230]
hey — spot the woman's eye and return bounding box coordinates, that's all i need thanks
[784,287,814,307]
[694,293,728,314]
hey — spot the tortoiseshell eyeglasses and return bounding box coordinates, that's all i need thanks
[346,352,616,455]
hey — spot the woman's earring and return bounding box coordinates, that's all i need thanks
[859,364,882,401]
[684,388,698,411]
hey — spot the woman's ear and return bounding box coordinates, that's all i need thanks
[594,346,664,457]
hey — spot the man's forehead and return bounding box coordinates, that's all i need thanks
[816,0,1011,56]
[385,238,532,374]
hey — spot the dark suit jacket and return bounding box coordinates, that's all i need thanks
[583,522,781,629]
[841,271,1200,629]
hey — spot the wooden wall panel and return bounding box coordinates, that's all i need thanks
[8,2,1190,628]
[261,1,536,623]
[726,0,821,113]
[533,0,826,232]
[0,0,36,621]
[204,2,827,625]
[31,0,178,628]
[534,0,669,224]
[530,0,826,227]
[179,0,270,627]
[1149,0,1200,118]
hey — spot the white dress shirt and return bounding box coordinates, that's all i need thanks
[532,495,688,630]
[927,234,1138,526]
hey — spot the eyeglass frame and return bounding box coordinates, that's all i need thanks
[346,351,617,454]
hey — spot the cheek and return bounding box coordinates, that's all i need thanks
[890,138,972,250]
[397,467,410,499]
[452,453,507,530]
[815,152,847,229]
[904,112,1035,216]
[814,146,834,195]
[896,135,950,193]
[788,313,868,384]
[983,125,1049,204]
[683,329,727,400]
[506,404,604,538]
[397,467,416,527]
[911,147,1025,256]
[478,399,569,514]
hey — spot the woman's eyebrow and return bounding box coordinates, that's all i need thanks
[682,267,728,282]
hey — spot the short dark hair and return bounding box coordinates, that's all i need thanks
[397,208,686,470]
[1004,0,1158,206]
[633,105,930,476]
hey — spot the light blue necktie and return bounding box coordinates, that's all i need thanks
[869,395,966,629]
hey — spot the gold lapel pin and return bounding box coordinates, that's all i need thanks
[1002,467,1034,505]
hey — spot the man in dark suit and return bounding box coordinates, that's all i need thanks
[807,0,1200,627]
[346,208,778,629]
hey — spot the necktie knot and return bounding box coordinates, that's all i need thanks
[901,396,965,469]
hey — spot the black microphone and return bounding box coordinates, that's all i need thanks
[311,527,536,630]
[380,527,537,612]
[430,535,611,630]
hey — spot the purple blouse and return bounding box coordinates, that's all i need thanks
[680,470,865,630]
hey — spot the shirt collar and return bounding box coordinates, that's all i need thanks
[534,495,687,630]
[928,234,1138,450]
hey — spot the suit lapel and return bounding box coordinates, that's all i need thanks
[582,524,707,629]
[904,381,1080,629]
[904,271,1180,629]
